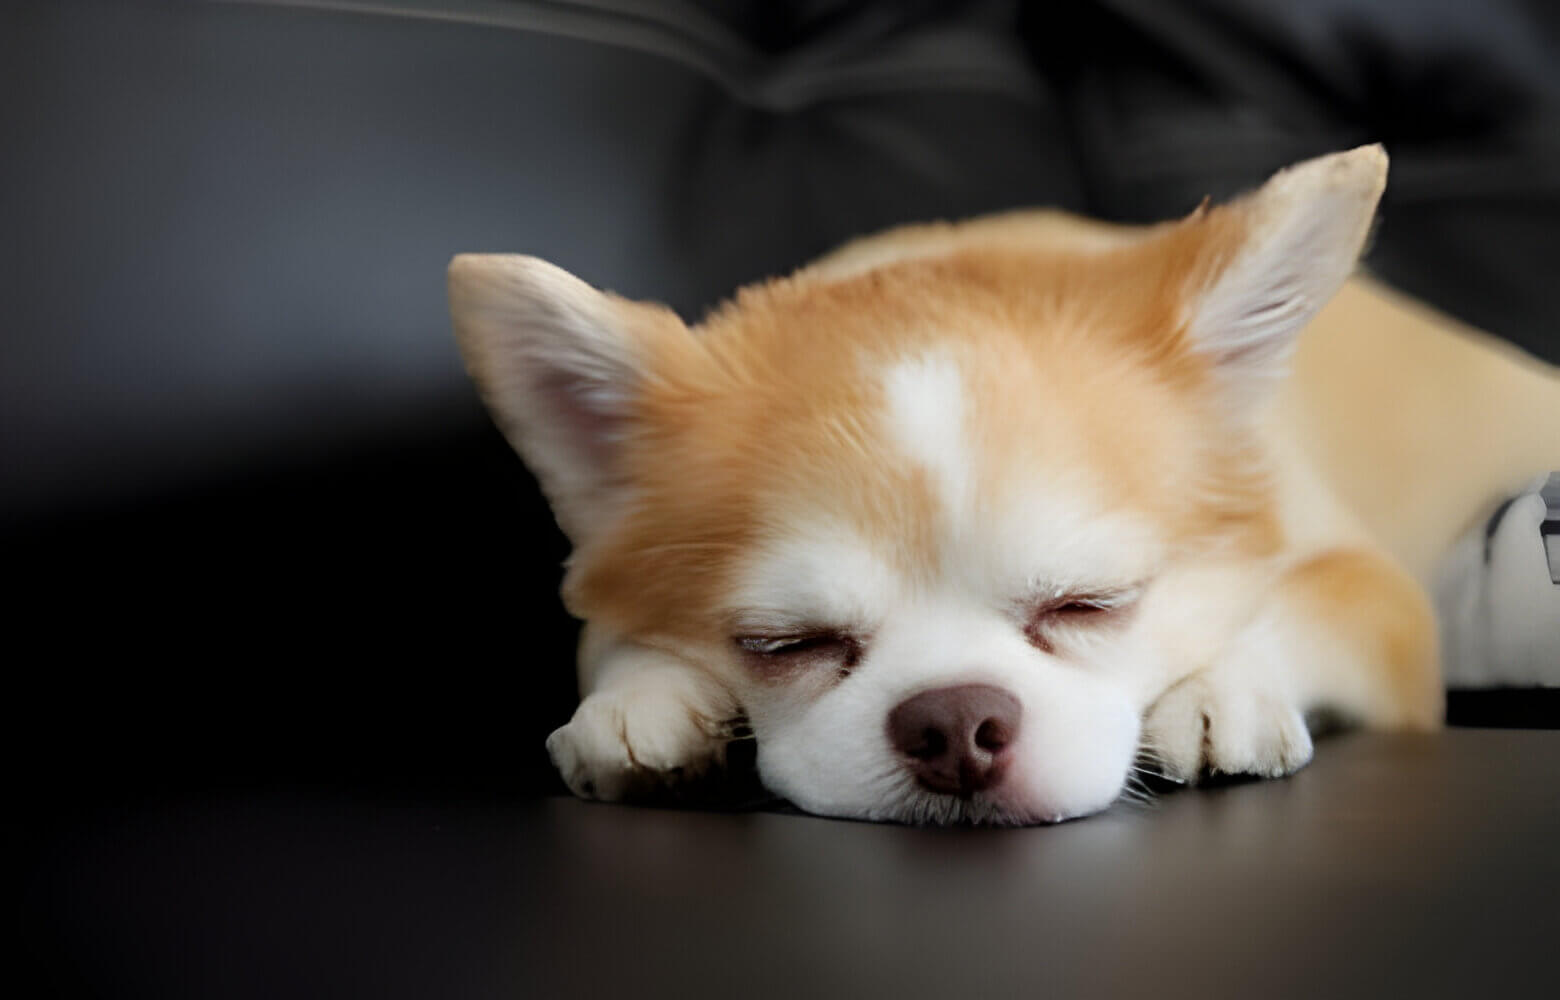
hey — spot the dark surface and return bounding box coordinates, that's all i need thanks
[25,729,1560,999]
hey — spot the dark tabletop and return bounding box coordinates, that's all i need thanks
[25,729,1559,999]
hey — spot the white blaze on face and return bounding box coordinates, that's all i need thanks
[878,351,1164,594]
[881,354,975,523]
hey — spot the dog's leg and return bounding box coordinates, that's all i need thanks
[1144,548,1442,782]
[546,624,740,801]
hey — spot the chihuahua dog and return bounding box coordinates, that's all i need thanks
[449,146,1560,824]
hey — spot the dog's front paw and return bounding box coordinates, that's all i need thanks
[546,680,731,802]
[1142,670,1313,784]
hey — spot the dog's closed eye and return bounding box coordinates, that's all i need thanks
[736,632,863,680]
[1022,590,1140,655]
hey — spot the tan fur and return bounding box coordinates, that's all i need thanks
[1278,548,1443,727]
[566,213,1285,646]
[1275,278,1560,579]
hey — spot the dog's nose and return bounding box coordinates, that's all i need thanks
[887,684,1021,797]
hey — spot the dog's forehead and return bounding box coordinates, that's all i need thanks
[726,348,1168,619]
[573,257,1249,638]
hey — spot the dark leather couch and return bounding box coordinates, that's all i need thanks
[11,2,1558,996]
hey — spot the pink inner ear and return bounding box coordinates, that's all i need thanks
[1210,291,1310,370]
[534,365,627,471]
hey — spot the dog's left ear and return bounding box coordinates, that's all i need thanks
[1179,144,1388,403]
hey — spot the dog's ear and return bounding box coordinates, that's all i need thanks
[1178,144,1388,404]
[448,254,695,545]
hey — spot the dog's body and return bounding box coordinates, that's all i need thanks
[450,147,1560,824]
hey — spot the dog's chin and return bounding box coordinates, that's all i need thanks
[772,770,1126,827]
[877,795,1085,828]
[790,791,1112,827]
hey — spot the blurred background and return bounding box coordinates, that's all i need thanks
[5,0,1559,804]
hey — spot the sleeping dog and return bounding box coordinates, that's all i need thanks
[449,146,1560,824]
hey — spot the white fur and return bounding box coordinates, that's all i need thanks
[744,585,1141,824]
[727,524,902,638]
[547,631,737,801]
[882,354,974,521]
[1142,613,1315,781]
[981,482,1165,602]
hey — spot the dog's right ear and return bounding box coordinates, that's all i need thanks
[448,255,694,545]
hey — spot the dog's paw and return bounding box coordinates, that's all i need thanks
[546,679,731,802]
[1142,669,1313,784]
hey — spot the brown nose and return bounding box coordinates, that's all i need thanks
[887,684,1021,797]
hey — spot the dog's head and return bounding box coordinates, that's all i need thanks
[450,147,1387,823]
